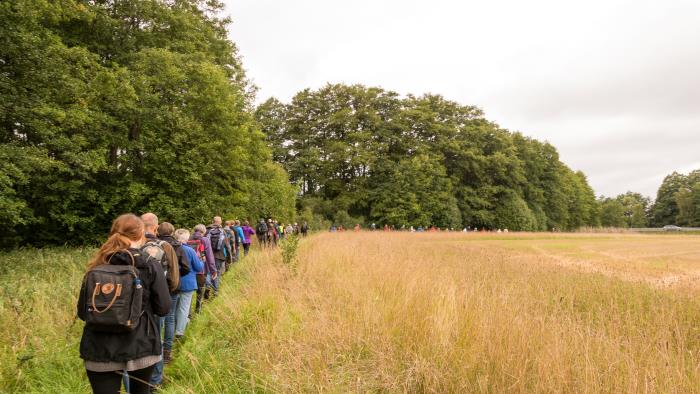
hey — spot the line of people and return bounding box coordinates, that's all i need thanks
[255,218,309,247]
[76,213,289,394]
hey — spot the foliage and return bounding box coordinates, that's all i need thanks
[257,84,599,231]
[0,0,295,246]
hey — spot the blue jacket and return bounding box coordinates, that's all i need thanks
[233,226,245,245]
[179,244,204,292]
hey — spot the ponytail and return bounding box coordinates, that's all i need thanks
[87,214,145,271]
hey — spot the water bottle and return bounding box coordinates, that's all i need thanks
[134,278,142,289]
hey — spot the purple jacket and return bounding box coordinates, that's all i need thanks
[242,225,255,244]
[190,230,216,274]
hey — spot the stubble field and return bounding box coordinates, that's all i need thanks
[2,232,700,393]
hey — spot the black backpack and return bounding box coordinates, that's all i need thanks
[256,222,268,234]
[208,227,225,252]
[172,242,191,277]
[80,250,143,333]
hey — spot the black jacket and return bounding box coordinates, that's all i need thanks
[77,248,171,362]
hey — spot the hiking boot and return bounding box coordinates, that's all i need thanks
[163,349,172,364]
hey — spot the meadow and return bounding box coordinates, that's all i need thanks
[2,232,700,393]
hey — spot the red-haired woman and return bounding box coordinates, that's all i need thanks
[77,214,171,394]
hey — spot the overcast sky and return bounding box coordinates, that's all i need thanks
[223,0,700,198]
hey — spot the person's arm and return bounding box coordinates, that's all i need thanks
[150,261,172,316]
[76,279,87,321]
[161,242,180,290]
[203,238,217,276]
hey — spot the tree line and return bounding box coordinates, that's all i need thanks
[0,0,296,247]
[598,170,700,228]
[256,84,599,231]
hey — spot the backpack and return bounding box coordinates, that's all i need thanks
[141,239,173,289]
[256,222,268,234]
[207,227,225,252]
[172,242,191,277]
[81,250,143,333]
[187,239,206,263]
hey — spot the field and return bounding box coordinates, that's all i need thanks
[2,232,700,392]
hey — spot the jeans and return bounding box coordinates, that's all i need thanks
[213,259,224,294]
[149,319,164,386]
[243,243,250,256]
[175,291,195,336]
[163,293,179,351]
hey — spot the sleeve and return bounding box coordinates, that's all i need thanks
[76,279,87,321]
[203,238,216,273]
[162,242,180,290]
[149,261,172,316]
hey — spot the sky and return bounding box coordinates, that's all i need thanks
[223,0,700,198]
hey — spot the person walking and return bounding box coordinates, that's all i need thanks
[77,214,171,394]
[241,221,255,255]
[233,220,246,261]
[206,217,231,296]
[301,221,309,237]
[173,228,203,339]
[190,224,216,313]
[256,219,268,247]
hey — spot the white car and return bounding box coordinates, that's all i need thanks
[662,225,682,231]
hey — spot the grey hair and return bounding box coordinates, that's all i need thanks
[194,224,207,233]
[174,229,190,243]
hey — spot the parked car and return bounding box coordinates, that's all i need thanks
[663,225,682,231]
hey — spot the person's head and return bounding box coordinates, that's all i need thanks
[194,224,207,234]
[141,212,158,234]
[88,214,144,270]
[212,216,222,226]
[174,229,190,243]
[235,220,241,226]
[244,220,249,226]
[225,220,233,227]
[158,222,174,237]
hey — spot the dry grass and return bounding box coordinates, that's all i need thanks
[176,232,700,393]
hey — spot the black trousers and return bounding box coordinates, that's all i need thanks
[86,365,155,394]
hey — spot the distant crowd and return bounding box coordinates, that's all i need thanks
[331,223,509,233]
[76,213,308,393]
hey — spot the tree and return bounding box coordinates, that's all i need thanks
[0,0,295,246]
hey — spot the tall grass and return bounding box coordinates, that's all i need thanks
[169,232,700,392]
[3,233,700,393]
[0,247,94,393]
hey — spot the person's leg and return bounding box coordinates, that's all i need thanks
[243,243,250,256]
[149,318,164,386]
[213,260,223,295]
[163,293,178,361]
[127,365,156,394]
[175,290,194,336]
[86,369,122,394]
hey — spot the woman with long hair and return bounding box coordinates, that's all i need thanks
[77,214,171,394]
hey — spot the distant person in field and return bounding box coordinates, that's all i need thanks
[301,221,309,237]
[173,228,203,338]
[241,220,255,255]
[232,220,246,261]
[354,223,361,231]
[190,224,216,312]
[285,223,294,237]
[223,220,236,269]
[77,214,170,394]
[256,219,268,247]
[206,217,230,297]
[268,219,279,246]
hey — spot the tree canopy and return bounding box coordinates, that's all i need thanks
[257,84,599,231]
[1,0,296,246]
